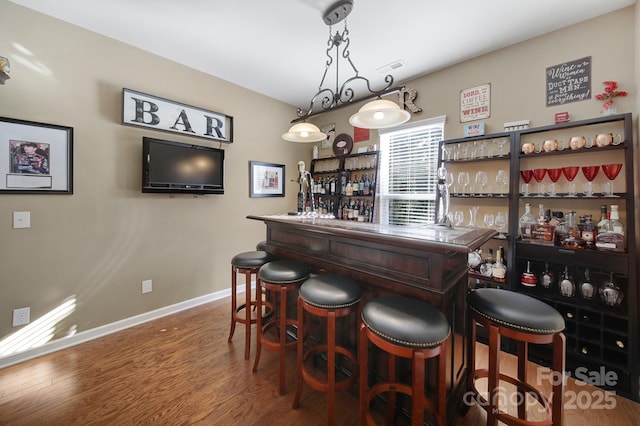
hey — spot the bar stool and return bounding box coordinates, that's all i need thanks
[359,295,450,426]
[292,275,363,424]
[253,259,310,395]
[228,250,277,360]
[256,240,268,251]
[467,288,566,426]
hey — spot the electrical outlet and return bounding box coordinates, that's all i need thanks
[12,307,30,326]
[142,279,153,294]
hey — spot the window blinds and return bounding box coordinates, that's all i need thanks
[379,117,445,225]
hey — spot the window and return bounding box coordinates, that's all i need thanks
[378,116,446,225]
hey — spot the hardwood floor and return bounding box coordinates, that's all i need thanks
[1,298,639,425]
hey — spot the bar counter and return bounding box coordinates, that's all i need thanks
[248,214,496,424]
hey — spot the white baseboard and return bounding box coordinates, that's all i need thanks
[0,284,248,370]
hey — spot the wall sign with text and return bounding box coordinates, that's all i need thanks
[460,84,491,123]
[546,56,591,107]
[122,88,233,143]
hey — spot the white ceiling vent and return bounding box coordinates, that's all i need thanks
[377,60,406,74]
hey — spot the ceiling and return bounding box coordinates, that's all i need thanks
[7,0,636,110]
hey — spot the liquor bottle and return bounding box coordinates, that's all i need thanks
[595,205,626,252]
[520,261,537,287]
[358,201,365,222]
[559,266,575,297]
[540,263,554,289]
[359,175,365,196]
[537,203,547,224]
[560,211,585,249]
[330,177,336,195]
[340,173,347,195]
[345,178,353,196]
[596,205,608,233]
[491,246,506,282]
[352,200,360,221]
[337,202,343,220]
[479,248,493,277]
[364,201,371,222]
[352,174,359,195]
[297,185,305,213]
[580,214,596,249]
[519,203,536,241]
[363,173,370,196]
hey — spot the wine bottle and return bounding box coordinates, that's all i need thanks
[352,174,359,196]
[363,173,370,196]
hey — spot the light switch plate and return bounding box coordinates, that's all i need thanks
[13,211,31,229]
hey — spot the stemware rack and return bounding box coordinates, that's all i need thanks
[438,113,638,401]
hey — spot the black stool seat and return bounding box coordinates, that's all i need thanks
[362,295,450,348]
[231,250,276,268]
[467,288,565,335]
[259,259,310,284]
[299,275,362,309]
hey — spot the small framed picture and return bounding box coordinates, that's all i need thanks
[250,161,285,198]
[0,117,73,194]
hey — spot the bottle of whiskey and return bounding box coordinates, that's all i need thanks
[519,203,536,240]
[491,246,506,282]
[595,205,626,252]
[596,205,608,233]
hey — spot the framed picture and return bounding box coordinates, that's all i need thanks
[0,117,73,194]
[250,161,285,198]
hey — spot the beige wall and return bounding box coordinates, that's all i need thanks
[0,2,637,359]
[0,1,309,348]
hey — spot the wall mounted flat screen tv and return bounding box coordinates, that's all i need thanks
[142,137,224,194]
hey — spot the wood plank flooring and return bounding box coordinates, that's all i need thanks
[1,298,639,425]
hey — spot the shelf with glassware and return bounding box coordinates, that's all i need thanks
[513,112,637,400]
[310,151,379,222]
[438,132,516,289]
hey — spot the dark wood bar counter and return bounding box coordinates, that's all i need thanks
[248,214,496,424]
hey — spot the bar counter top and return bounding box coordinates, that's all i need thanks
[247,214,495,254]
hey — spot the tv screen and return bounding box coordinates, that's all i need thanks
[142,137,224,194]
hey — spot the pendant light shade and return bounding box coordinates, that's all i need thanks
[282,122,326,143]
[348,99,411,129]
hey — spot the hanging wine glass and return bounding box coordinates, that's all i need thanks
[520,169,533,196]
[599,272,624,306]
[602,163,623,197]
[559,266,575,297]
[579,269,595,300]
[495,170,509,197]
[546,168,562,196]
[562,166,579,197]
[581,165,600,197]
[532,168,547,197]
[495,211,508,239]
[458,171,470,196]
[475,171,488,196]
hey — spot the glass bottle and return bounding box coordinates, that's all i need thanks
[580,214,596,249]
[540,262,554,289]
[520,260,537,287]
[596,205,608,233]
[595,205,626,252]
[492,246,506,282]
[559,266,575,297]
[519,203,536,241]
[561,211,585,249]
[352,174,359,195]
[579,268,595,299]
[480,248,493,277]
[345,178,353,196]
[363,174,370,196]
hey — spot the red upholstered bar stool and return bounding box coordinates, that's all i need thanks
[467,288,566,426]
[292,275,363,424]
[359,296,450,426]
[253,259,310,395]
[228,250,277,360]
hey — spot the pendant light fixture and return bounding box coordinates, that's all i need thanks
[283,0,409,142]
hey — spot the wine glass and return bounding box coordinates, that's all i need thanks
[532,168,547,197]
[562,166,579,197]
[602,163,623,197]
[495,170,509,197]
[494,138,508,157]
[458,172,470,196]
[475,171,488,196]
[468,205,479,227]
[453,210,464,227]
[546,168,562,196]
[581,165,600,197]
[520,169,533,196]
[442,144,452,161]
[483,212,495,229]
[495,211,508,239]
[477,140,488,158]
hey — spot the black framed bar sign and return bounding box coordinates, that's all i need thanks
[0,117,73,194]
[122,88,233,143]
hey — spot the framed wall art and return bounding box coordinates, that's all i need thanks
[0,117,73,194]
[250,161,285,198]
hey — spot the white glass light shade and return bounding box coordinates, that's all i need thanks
[348,99,410,129]
[282,122,326,143]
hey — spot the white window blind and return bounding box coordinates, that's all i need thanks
[378,116,446,226]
